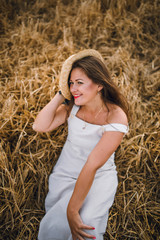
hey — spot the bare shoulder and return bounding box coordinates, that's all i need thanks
[107,104,128,126]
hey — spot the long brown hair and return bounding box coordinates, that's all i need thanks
[68,56,129,118]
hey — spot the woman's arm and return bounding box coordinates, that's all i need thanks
[67,130,125,239]
[32,92,70,132]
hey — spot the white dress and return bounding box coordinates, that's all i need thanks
[38,104,128,240]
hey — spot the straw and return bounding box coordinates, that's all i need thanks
[0,0,159,239]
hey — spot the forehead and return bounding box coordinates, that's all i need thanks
[70,68,90,81]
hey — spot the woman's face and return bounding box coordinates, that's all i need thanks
[69,68,102,106]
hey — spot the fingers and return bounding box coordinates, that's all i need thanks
[79,229,96,239]
[72,232,96,240]
[72,233,86,240]
[81,223,95,230]
[77,234,85,240]
[72,225,96,240]
[77,224,96,239]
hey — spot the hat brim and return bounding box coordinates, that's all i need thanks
[59,49,104,100]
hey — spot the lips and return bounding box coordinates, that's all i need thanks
[73,95,81,99]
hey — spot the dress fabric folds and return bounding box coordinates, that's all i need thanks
[38,104,128,240]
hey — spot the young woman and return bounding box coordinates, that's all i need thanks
[33,49,129,240]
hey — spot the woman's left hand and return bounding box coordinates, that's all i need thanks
[67,208,96,240]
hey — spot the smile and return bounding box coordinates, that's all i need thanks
[73,95,81,99]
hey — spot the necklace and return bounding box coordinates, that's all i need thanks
[82,106,103,129]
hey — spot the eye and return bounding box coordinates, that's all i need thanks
[77,81,83,84]
[69,81,74,85]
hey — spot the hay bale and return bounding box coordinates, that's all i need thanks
[0,0,159,239]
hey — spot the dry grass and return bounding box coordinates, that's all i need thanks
[0,0,159,239]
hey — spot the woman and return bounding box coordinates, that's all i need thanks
[33,49,129,240]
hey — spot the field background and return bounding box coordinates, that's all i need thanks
[0,0,159,239]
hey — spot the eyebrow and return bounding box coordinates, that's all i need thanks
[69,78,84,82]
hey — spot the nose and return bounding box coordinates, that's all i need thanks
[70,83,78,93]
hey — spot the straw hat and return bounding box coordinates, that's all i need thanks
[59,49,104,100]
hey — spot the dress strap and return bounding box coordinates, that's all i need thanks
[104,123,129,134]
[70,104,80,116]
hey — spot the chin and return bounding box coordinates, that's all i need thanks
[74,99,84,106]
[74,101,81,106]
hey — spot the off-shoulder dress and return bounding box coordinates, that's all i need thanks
[38,104,129,240]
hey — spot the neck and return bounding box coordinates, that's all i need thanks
[81,96,104,114]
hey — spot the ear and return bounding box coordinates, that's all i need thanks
[97,85,103,92]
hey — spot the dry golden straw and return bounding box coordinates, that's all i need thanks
[0,0,159,239]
